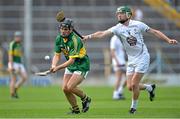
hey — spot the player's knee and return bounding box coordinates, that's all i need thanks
[62,85,74,92]
[62,86,69,93]
[127,85,132,91]
[131,83,138,91]
[67,85,73,92]
[21,74,27,81]
[126,82,132,91]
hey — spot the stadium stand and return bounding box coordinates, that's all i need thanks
[0,0,179,79]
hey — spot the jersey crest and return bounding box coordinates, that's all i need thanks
[59,44,69,56]
[126,31,137,46]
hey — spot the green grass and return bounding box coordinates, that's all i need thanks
[0,85,180,118]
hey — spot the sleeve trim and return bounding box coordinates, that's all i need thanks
[55,52,61,56]
[69,55,79,58]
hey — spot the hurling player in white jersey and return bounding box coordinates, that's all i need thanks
[110,35,126,100]
[83,6,178,114]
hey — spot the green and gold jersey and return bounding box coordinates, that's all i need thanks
[54,32,90,72]
[8,40,22,63]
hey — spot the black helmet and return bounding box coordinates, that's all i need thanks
[59,18,74,29]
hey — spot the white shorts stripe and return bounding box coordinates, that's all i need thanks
[64,68,89,79]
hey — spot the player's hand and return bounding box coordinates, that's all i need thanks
[53,67,59,73]
[49,65,56,73]
[50,65,62,73]
[82,35,88,41]
[168,39,178,45]
[53,66,61,73]
[83,35,92,41]
[49,67,54,73]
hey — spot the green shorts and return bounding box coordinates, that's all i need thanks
[64,68,89,79]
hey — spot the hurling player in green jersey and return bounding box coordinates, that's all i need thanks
[50,18,91,114]
[8,31,27,98]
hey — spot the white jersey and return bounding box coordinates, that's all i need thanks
[110,35,126,65]
[108,20,150,61]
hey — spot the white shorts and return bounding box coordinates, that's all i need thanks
[8,62,27,74]
[112,65,126,72]
[64,68,89,79]
[126,53,150,75]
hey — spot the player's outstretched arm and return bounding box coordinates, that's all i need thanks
[83,30,112,41]
[147,28,178,45]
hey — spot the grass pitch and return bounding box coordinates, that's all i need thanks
[0,85,180,118]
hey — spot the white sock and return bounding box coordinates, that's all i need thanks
[113,91,119,99]
[144,84,152,92]
[131,99,138,109]
[118,86,123,94]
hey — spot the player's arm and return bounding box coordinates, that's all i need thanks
[147,28,178,45]
[52,58,75,72]
[51,35,63,70]
[51,53,61,67]
[83,30,113,41]
[50,53,61,71]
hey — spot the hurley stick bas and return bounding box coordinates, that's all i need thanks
[35,70,51,76]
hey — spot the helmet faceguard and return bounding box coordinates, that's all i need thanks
[58,18,74,38]
[59,18,74,30]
